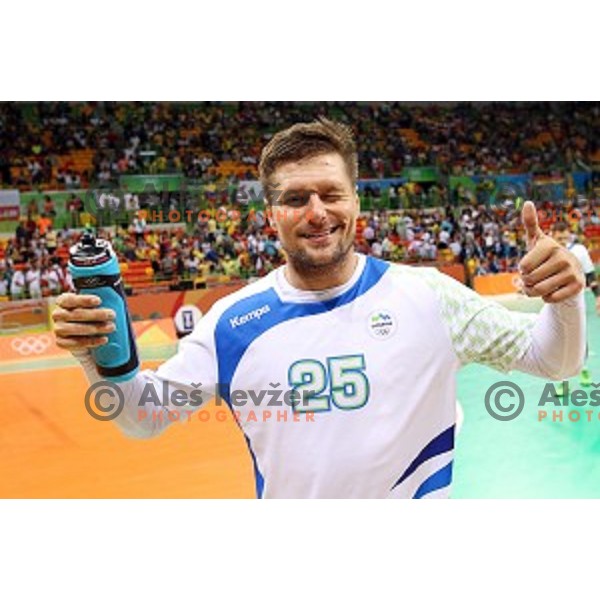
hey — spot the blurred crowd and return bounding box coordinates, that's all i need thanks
[1,101,598,300]
[359,199,600,283]
[2,197,598,300]
[1,102,598,189]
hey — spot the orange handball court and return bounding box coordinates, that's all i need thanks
[0,319,255,499]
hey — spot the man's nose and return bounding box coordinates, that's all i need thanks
[306,193,327,223]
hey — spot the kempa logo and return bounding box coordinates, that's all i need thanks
[230,304,272,329]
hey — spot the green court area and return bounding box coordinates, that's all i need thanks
[453,291,600,498]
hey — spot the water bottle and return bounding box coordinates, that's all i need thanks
[68,232,139,381]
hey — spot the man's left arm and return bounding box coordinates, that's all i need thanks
[428,202,586,380]
[429,272,585,380]
[504,201,586,378]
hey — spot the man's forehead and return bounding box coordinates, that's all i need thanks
[271,154,351,189]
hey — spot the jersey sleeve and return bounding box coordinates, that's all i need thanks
[151,306,220,400]
[416,268,537,373]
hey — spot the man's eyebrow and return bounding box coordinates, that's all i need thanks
[278,179,349,192]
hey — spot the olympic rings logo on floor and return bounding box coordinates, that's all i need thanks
[10,335,53,356]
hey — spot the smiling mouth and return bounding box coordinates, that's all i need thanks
[301,225,341,239]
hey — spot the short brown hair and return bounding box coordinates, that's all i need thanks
[552,221,569,233]
[258,117,358,203]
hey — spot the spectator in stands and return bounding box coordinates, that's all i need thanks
[185,251,200,277]
[15,219,28,247]
[10,268,25,300]
[25,260,42,299]
[131,211,147,242]
[45,225,58,255]
[43,264,62,296]
[43,195,56,218]
[37,212,53,236]
[26,198,39,221]
[160,253,175,279]
[66,193,83,228]
[0,266,9,298]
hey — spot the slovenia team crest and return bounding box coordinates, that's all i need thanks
[367,310,397,339]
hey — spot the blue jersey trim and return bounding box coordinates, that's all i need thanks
[244,432,264,498]
[390,425,454,491]
[413,461,453,499]
[214,256,390,498]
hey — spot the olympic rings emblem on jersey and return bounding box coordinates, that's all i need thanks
[10,335,52,356]
[367,310,397,340]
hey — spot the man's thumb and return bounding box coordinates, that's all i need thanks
[521,200,542,248]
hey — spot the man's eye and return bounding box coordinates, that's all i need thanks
[281,193,309,207]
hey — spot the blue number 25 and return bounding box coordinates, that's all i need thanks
[288,354,370,413]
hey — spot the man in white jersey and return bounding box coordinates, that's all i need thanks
[551,220,599,389]
[52,119,586,499]
[10,268,25,300]
[551,221,599,314]
[25,261,42,299]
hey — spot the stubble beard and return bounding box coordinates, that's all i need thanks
[284,232,356,278]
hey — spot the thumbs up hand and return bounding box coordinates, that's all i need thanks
[522,199,544,251]
[518,201,584,303]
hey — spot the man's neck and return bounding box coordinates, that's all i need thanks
[284,253,360,291]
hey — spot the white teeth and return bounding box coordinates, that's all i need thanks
[304,226,338,238]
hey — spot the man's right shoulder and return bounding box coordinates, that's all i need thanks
[179,273,278,346]
[206,272,277,321]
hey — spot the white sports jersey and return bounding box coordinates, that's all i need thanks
[567,242,595,276]
[10,270,25,296]
[26,269,42,296]
[145,254,537,499]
